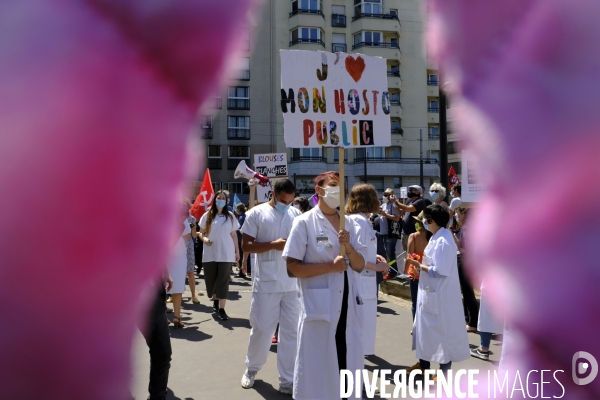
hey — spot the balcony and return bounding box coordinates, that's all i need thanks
[427,79,439,86]
[228,159,249,170]
[428,132,440,140]
[352,12,399,22]
[391,128,403,135]
[200,128,213,139]
[428,107,439,113]
[290,156,327,162]
[332,43,347,52]
[390,99,401,106]
[387,70,400,77]
[289,8,325,19]
[352,41,398,50]
[354,157,438,164]
[208,158,222,169]
[289,38,325,48]
[331,14,346,27]
[237,70,250,81]
[227,128,250,140]
[227,99,250,110]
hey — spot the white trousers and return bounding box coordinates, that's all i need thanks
[245,291,300,385]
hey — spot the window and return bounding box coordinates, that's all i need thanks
[212,92,222,109]
[390,147,401,159]
[228,116,250,139]
[353,31,383,49]
[390,92,400,104]
[212,182,222,192]
[428,100,439,112]
[236,57,250,80]
[242,28,250,51]
[199,115,213,138]
[428,73,439,86]
[430,151,440,162]
[227,86,250,110]
[208,145,221,158]
[228,146,250,159]
[390,37,398,48]
[292,148,322,160]
[447,141,462,154]
[332,33,346,52]
[356,147,384,159]
[389,64,399,76]
[355,0,381,16]
[390,9,398,16]
[428,125,440,139]
[360,177,384,191]
[333,148,347,162]
[393,177,402,188]
[223,182,243,194]
[391,119,402,134]
[207,145,222,169]
[292,0,321,12]
[290,27,324,46]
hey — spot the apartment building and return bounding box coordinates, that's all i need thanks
[199,0,444,199]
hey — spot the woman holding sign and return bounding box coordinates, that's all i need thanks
[282,171,368,400]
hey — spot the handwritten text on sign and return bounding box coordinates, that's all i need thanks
[280,50,391,149]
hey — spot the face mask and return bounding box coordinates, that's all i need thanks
[215,199,226,209]
[415,223,421,232]
[450,192,455,198]
[319,185,340,209]
[274,196,290,213]
[382,196,389,204]
[430,192,440,200]
[293,204,300,210]
[409,191,419,198]
[422,219,430,231]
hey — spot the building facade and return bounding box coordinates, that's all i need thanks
[200,0,447,200]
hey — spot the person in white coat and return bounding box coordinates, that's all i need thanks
[345,183,390,356]
[239,179,301,395]
[405,204,470,375]
[282,171,368,400]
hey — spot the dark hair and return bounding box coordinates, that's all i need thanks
[273,179,296,195]
[294,196,311,212]
[314,171,339,187]
[453,184,461,195]
[423,204,450,228]
[205,190,234,235]
[345,184,380,214]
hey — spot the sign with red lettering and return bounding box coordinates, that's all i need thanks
[280,50,391,148]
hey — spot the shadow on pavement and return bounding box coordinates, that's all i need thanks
[251,380,290,399]
[166,387,194,400]
[169,325,213,342]
[376,305,399,315]
[212,315,251,331]
[365,354,408,372]
[230,280,252,287]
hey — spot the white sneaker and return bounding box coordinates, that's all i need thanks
[241,370,257,389]
[278,383,293,395]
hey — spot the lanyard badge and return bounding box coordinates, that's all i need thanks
[316,230,334,251]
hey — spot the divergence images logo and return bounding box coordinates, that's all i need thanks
[572,351,598,386]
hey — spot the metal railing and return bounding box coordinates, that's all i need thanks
[352,12,400,22]
[227,99,250,110]
[208,158,222,169]
[237,70,250,81]
[390,99,401,105]
[200,128,213,139]
[227,159,250,170]
[428,107,439,113]
[352,41,398,50]
[227,129,251,140]
[290,38,326,47]
[428,132,440,140]
[331,14,346,27]
[332,43,347,52]
[391,128,403,135]
[290,156,327,162]
[354,157,438,164]
[427,79,439,86]
[289,9,325,18]
[387,70,400,77]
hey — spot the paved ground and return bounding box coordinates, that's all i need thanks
[130,272,501,399]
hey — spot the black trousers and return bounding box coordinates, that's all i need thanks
[336,271,349,399]
[457,256,479,328]
[141,286,172,400]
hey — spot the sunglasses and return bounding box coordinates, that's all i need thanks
[431,190,439,193]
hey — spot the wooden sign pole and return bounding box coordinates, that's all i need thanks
[339,147,346,256]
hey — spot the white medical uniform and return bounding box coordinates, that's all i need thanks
[282,207,368,400]
[412,228,470,363]
[347,213,378,356]
[477,280,503,334]
[168,221,191,294]
[240,202,301,386]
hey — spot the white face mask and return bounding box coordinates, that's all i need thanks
[319,185,340,209]
[293,204,300,210]
[422,220,430,231]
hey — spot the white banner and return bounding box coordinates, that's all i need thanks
[461,150,484,202]
[280,50,391,149]
[253,153,288,177]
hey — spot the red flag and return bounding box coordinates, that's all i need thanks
[448,165,460,189]
[190,169,214,220]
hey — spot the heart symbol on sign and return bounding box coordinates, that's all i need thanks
[345,55,366,83]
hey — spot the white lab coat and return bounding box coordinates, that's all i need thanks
[240,202,301,385]
[477,280,503,334]
[347,213,378,356]
[412,228,470,363]
[282,207,368,400]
